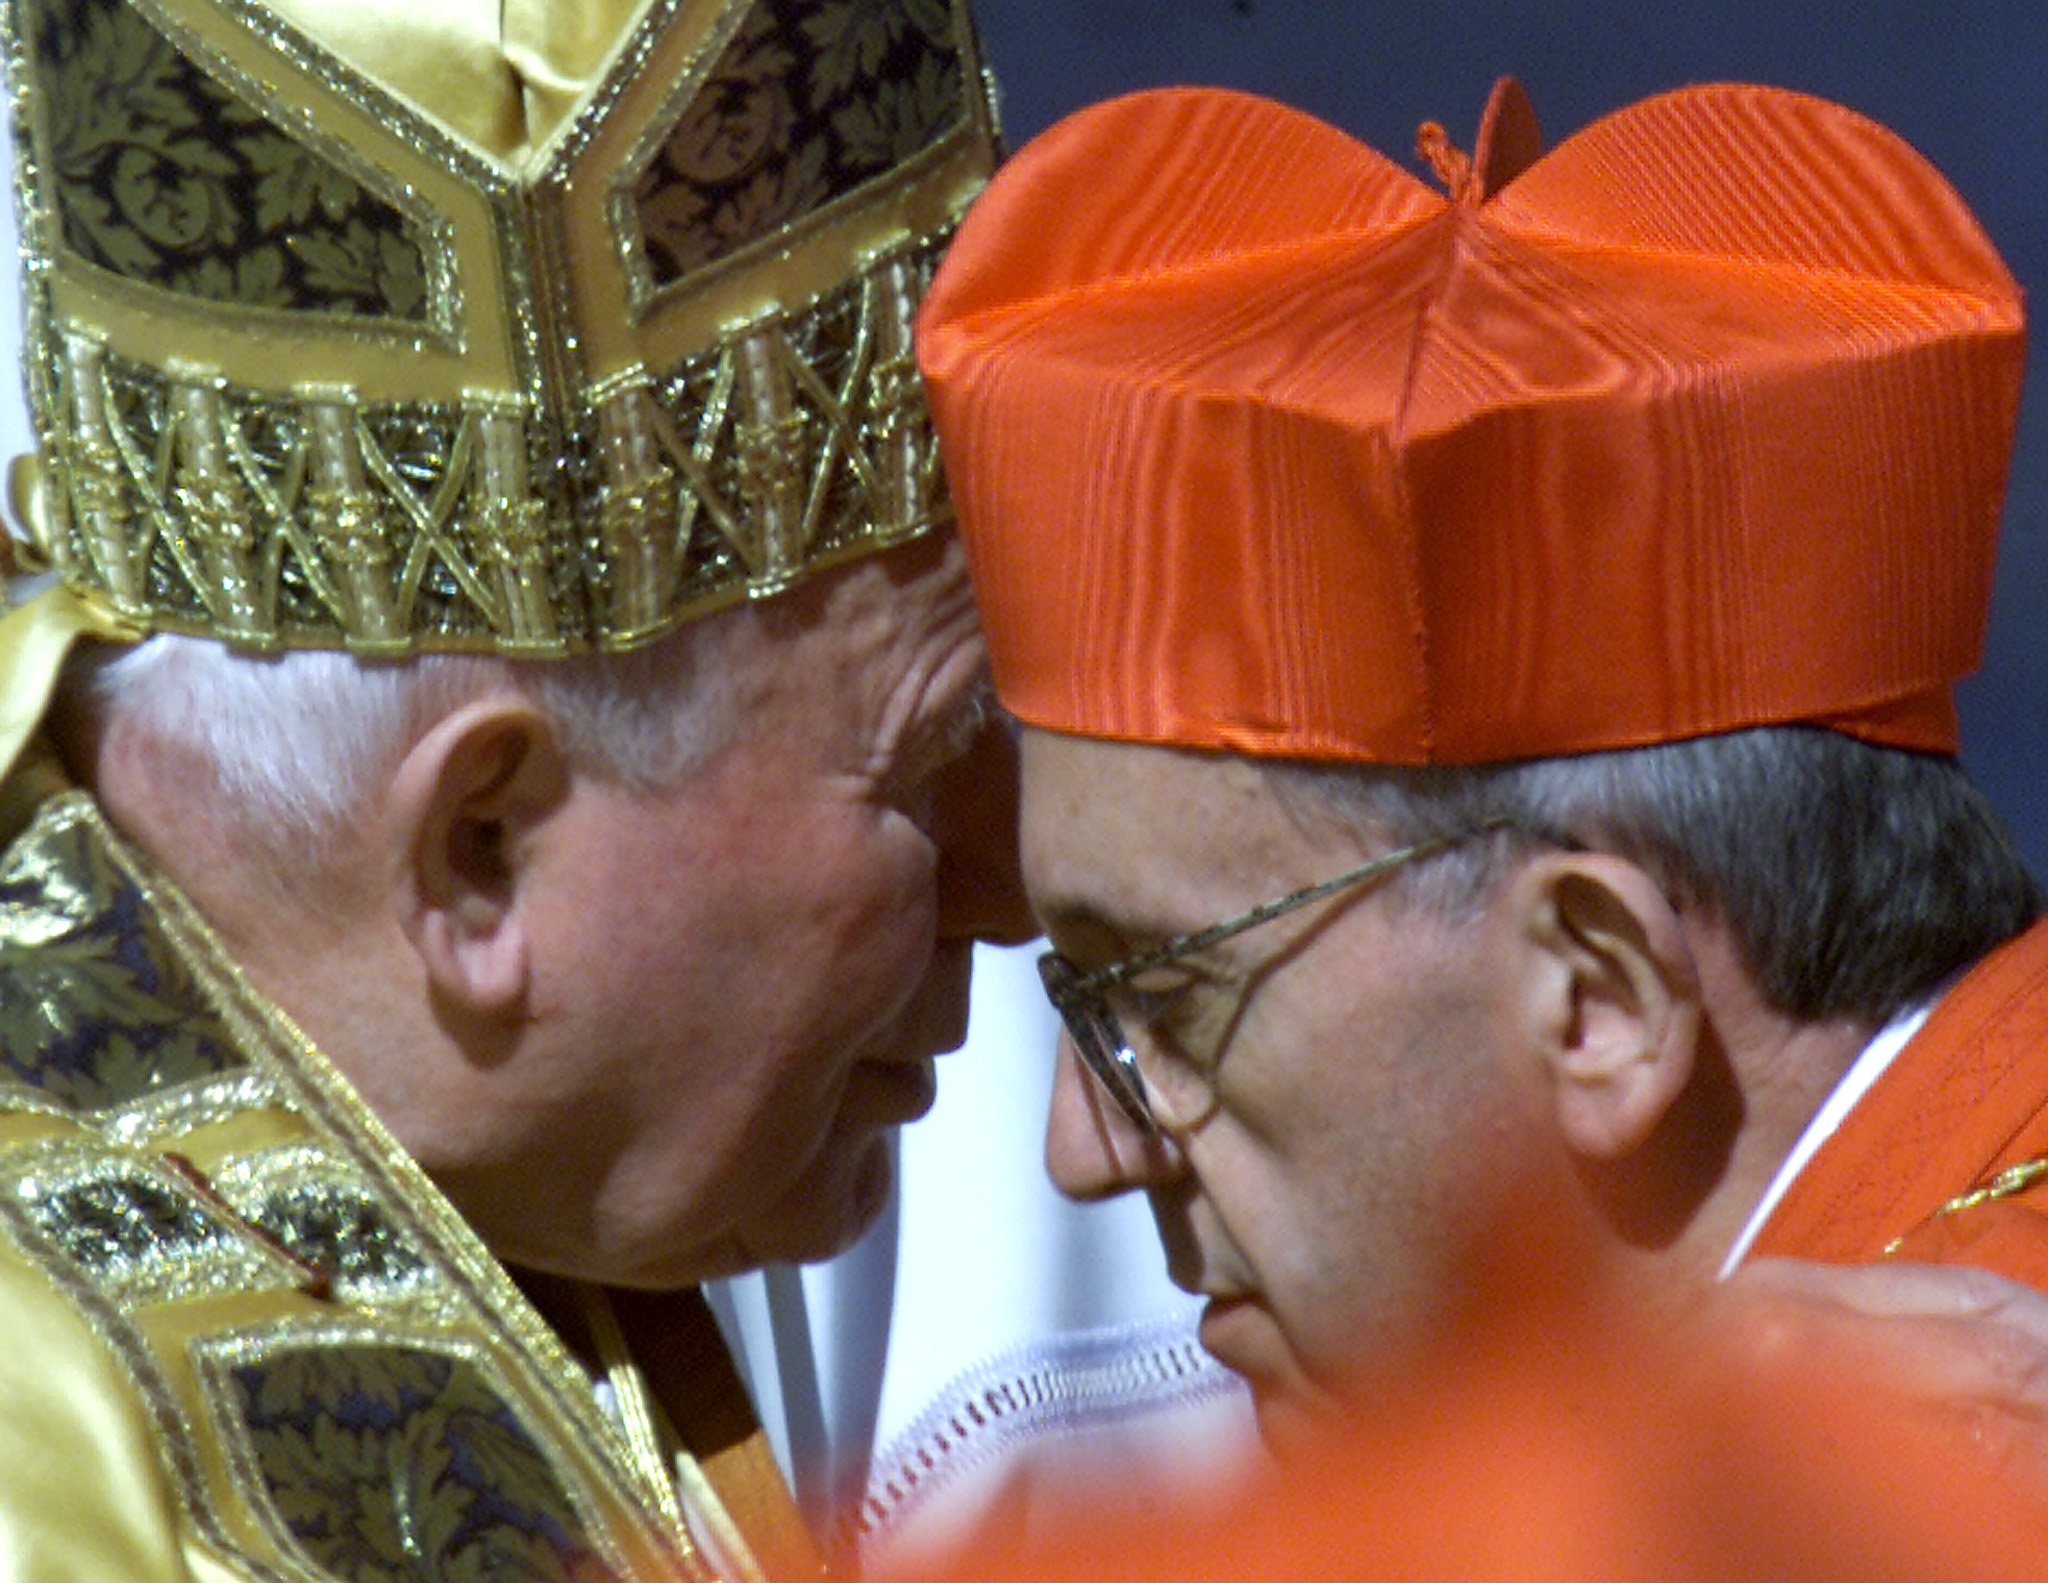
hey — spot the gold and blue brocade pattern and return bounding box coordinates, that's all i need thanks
[0,799,240,1106]
[214,1340,622,1582]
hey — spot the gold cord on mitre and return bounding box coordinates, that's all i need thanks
[0,0,997,699]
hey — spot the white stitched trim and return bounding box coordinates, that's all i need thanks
[844,1312,1243,1547]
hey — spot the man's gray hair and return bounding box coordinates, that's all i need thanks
[1271,726,2042,1025]
[72,599,770,854]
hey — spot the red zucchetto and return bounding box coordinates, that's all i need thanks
[916,79,2024,762]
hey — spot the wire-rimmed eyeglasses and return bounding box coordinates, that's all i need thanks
[1037,825,1507,1140]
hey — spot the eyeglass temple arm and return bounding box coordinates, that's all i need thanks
[1081,823,1518,995]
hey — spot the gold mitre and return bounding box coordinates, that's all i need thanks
[0,0,998,657]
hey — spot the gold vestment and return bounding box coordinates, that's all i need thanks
[0,774,809,1582]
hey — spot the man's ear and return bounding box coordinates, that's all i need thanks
[1512,854,1704,1162]
[389,696,568,1018]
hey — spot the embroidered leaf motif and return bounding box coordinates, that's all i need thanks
[378,234,429,321]
[832,53,961,168]
[232,1345,622,1581]
[249,134,379,233]
[0,808,240,1107]
[718,140,833,250]
[632,0,966,286]
[802,0,951,100]
[295,223,395,306]
[28,0,429,318]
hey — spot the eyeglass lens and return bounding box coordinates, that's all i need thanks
[1038,954,1160,1136]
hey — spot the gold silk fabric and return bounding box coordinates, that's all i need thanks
[0,783,747,1582]
[261,0,629,161]
[1,0,996,658]
[917,80,2024,764]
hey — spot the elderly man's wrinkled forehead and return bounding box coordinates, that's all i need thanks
[717,533,983,733]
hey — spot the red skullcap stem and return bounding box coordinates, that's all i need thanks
[1417,78,1544,204]
[1414,120,1472,199]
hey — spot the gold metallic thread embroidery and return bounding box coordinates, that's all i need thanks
[1883,1153,2048,1256]
[4,0,998,656]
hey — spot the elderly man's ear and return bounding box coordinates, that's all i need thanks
[388,698,571,1019]
[1509,854,1704,1163]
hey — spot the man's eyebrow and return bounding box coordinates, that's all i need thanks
[925,674,993,755]
[877,674,994,795]
[1033,891,1210,967]
[1029,892,1102,943]
[941,675,995,740]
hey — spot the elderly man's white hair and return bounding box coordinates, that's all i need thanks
[77,605,765,854]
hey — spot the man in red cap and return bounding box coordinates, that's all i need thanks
[917,74,2048,1462]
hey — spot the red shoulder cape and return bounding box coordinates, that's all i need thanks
[1750,916,2048,1284]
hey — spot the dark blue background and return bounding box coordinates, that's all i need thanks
[969,0,2048,870]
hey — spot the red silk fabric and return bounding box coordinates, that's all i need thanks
[1751,915,2048,1284]
[918,82,2023,762]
